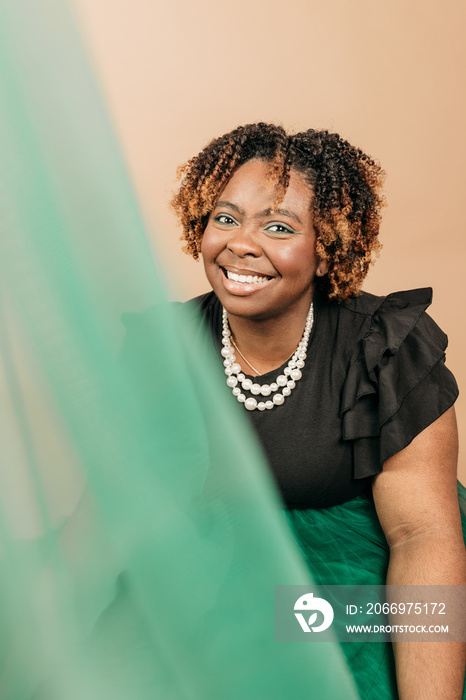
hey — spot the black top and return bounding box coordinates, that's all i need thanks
[186,288,459,509]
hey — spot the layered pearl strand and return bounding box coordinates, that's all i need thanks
[221,304,314,411]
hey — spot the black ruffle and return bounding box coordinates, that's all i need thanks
[341,288,459,479]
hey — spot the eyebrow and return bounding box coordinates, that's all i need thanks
[214,201,245,216]
[257,207,302,224]
[214,201,302,224]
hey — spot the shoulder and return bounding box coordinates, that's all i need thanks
[339,287,458,476]
[326,286,442,353]
[182,291,219,319]
[315,288,437,371]
[180,291,222,339]
[343,287,448,375]
[120,291,217,332]
[119,292,219,357]
[339,286,451,417]
[338,287,434,324]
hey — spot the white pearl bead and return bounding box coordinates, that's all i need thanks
[282,386,291,396]
[237,394,246,403]
[245,397,257,411]
[287,380,296,389]
[258,402,266,411]
[223,359,231,367]
[284,367,291,376]
[238,373,245,382]
[231,363,241,374]
[221,347,231,358]
[277,375,287,386]
[226,376,238,388]
[242,378,252,391]
[224,368,234,375]
[270,382,278,392]
[296,359,305,368]
[290,369,302,381]
[265,400,274,410]
[260,385,271,396]
[232,387,241,396]
[273,393,285,405]
[250,384,261,395]
[298,351,306,360]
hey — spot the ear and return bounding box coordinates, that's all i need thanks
[316,259,329,277]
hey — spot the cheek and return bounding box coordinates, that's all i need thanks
[200,227,220,262]
[273,241,317,277]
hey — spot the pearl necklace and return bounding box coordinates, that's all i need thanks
[221,304,314,411]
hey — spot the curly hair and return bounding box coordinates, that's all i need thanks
[171,123,385,301]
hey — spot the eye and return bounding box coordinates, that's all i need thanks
[265,222,297,234]
[214,214,238,226]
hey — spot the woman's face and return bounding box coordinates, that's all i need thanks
[201,159,326,322]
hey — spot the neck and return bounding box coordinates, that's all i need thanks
[226,299,313,376]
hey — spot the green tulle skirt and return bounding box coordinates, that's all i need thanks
[286,482,466,700]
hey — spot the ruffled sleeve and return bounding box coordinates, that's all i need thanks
[341,288,459,479]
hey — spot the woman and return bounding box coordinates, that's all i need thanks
[171,123,466,699]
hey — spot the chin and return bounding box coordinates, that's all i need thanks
[220,297,277,322]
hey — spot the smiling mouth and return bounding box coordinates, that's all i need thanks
[221,268,272,285]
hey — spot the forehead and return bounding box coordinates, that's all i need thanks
[217,159,313,214]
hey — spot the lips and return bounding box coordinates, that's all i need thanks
[219,266,274,296]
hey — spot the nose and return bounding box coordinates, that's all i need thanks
[226,224,262,258]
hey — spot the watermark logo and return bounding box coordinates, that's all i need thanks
[294,592,334,633]
[275,585,465,643]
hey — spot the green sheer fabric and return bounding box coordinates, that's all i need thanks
[0,1,359,698]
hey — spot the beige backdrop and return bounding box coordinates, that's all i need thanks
[74,0,466,481]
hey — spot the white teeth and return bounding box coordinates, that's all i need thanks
[226,270,269,284]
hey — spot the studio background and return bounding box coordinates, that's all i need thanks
[74,0,466,481]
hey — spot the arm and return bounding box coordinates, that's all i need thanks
[372,406,466,700]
